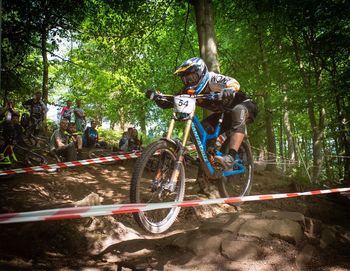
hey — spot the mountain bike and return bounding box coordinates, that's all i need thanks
[0,142,48,178]
[130,93,253,233]
[21,115,49,149]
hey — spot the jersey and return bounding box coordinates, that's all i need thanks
[195,72,251,113]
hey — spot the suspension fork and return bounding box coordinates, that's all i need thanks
[167,112,194,188]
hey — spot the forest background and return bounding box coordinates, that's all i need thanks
[1,0,349,186]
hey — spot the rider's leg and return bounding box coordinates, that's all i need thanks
[215,104,248,170]
[229,132,245,152]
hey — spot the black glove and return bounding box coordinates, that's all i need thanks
[145,89,156,100]
[221,88,235,101]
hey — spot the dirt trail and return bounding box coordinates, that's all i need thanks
[0,160,349,270]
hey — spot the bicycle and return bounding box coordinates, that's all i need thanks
[0,142,48,178]
[21,114,49,149]
[130,92,253,233]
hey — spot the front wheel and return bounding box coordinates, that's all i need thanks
[217,139,253,206]
[130,140,185,234]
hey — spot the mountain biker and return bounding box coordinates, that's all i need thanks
[22,91,48,136]
[147,57,257,170]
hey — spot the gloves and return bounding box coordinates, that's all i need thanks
[145,89,156,100]
[221,88,235,101]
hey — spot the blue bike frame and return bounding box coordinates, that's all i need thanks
[191,115,245,177]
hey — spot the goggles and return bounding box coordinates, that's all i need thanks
[181,73,199,87]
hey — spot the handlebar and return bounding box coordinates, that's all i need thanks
[153,92,223,102]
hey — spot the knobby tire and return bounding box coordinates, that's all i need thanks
[130,140,185,234]
[217,139,253,206]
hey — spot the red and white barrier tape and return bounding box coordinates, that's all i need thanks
[0,152,142,177]
[1,187,349,224]
[0,145,197,177]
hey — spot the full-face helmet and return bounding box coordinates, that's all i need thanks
[174,57,209,94]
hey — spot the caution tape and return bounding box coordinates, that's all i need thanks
[0,144,197,177]
[0,151,142,177]
[0,187,349,224]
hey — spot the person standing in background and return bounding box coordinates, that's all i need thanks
[22,91,48,136]
[74,99,86,132]
[60,100,73,122]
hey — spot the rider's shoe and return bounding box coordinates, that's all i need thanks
[214,152,241,171]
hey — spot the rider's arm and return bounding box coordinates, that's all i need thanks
[214,75,240,104]
[225,77,240,92]
[146,89,173,109]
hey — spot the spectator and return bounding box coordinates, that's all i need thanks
[0,101,20,147]
[83,120,108,149]
[49,118,77,161]
[67,122,83,157]
[11,113,28,147]
[22,91,48,136]
[128,128,141,151]
[83,120,99,148]
[118,131,129,151]
[74,99,86,132]
[60,100,73,122]
[1,100,19,123]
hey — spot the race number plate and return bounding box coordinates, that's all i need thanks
[173,95,196,113]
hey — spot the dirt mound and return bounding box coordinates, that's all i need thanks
[0,161,349,270]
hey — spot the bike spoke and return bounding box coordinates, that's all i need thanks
[130,140,185,233]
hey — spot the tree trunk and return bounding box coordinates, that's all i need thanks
[256,28,276,171]
[191,0,220,196]
[335,92,350,185]
[140,110,146,134]
[41,30,49,104]
[279,115,285,172]
[291,34,325,183]
[193,0,220,73]
[40,29,49,134]
[283,96,297,163]
[193,0,219,119]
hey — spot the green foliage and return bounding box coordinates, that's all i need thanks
[97,128,122,148]
[1,0,349,184]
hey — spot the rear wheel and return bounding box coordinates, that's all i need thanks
[217,139,253,206]
[130,140,185,233]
